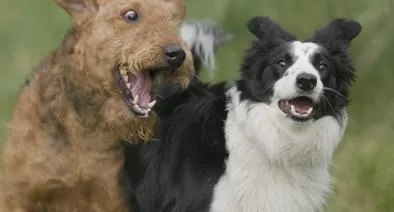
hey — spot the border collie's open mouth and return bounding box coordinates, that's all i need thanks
[115,65,159,118]
[278,96,315,122]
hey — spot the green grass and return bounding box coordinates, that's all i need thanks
[1,0,393,211]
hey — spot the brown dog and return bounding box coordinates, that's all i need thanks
[0,0,193,211]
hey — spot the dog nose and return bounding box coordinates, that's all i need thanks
[164,44,186,69]
[296,73,317,91]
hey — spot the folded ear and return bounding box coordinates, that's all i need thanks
[247,16,296,42]
[311,18,362,49]
[54,0,98,22]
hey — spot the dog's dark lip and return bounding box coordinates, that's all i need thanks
[114,65,162,118]
[278,96,316,122]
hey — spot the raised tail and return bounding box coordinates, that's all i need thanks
[180,19,233,76]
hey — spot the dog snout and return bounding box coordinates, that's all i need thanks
[164,44,186,69]
[296,73,317,91]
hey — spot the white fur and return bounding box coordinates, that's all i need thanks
[180,20,233,71]
[209,86,347,212]
[274,41,323,103]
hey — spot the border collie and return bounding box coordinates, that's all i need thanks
[122,16,362,212]
[180,19,234,74]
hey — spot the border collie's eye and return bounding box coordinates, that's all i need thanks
[319,62,327,71]
[277,60,287,68]
[123,10,139,22]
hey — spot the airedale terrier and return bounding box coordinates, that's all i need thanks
[0,0,193,211]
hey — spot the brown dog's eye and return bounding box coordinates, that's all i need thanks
[123,10,139,22]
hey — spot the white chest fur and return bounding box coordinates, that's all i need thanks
[209,88,347,212]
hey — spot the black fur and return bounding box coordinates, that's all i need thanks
[123,79,229,212]
[239,16,361,121]
[121,17,361,212]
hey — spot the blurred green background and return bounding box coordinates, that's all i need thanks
[0,0,393,211]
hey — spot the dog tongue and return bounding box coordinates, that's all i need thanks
[289,98,313,114]
[128,72,151,106]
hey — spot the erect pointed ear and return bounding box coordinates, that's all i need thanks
[54,0,98,23]
[311,18,362,49]
[247,16,296,42]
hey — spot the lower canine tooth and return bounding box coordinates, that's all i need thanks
[147,100,157,108]
[126,83,131,89]
[133,95,139,104]
[134,104,142,110]
[306,107,313,115]
[290,105,297,115]
[133,105,150,116]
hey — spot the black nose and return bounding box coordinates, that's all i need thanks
[164,44,186,69]
[296,73,317,91]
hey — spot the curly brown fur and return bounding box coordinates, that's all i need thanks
[0,0,194,211]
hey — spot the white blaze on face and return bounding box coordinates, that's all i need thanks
[273,41,324,102]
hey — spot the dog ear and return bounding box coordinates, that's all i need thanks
[247,16,296,41]
[311,18,362,49]
[164,0,184,6]
[54,0,98,22]
[163,0,185,20]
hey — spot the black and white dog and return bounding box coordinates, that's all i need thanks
[179,19,234,74]
[123,16,362,212]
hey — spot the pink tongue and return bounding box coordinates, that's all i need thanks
[128,72,152,106]
[289,99,313,114]
[294,105,311,114]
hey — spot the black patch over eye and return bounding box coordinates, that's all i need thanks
[274,52,292,70]
[319,61,328,71]
[312,53,329,72]
[276,59,288,69]
[123,10,139,22]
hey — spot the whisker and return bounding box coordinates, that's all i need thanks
[323,87,348,100]
[261,83,274,94]
[322,95,336,113]
[155,94,166,100]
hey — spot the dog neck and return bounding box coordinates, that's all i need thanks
[210,87,346,212]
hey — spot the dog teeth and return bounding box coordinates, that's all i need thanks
[135,107,147,115]
[290,105,313,117]
[131,97,156,118]
[290,105,297,115]
[133,104,147,114]
[134,104,142,111]
[120,68,128,76]
[306,107,313,115]
[132,103,150,118]
[126,83,131,89]
[147,100,157,108]
[122,76,128,82]
[133,95,139,104]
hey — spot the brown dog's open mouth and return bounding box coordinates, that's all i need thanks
[115,65,159,118]
[278,96,315,122]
